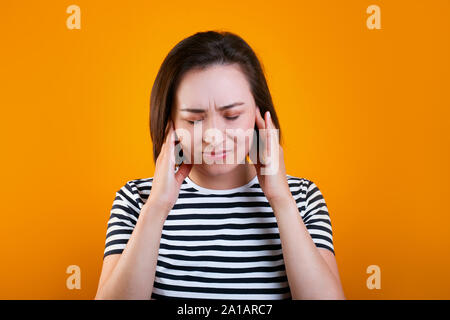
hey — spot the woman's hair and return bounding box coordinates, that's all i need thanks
[149,30,282,163]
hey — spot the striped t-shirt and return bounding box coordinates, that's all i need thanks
[103,174,334,300]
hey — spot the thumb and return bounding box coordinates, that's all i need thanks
[175,162,193,186]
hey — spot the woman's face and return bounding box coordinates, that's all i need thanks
[171,63,257,176]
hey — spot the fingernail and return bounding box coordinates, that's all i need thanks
[267,111,271,119]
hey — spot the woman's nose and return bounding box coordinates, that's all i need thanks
[202,114,225,146]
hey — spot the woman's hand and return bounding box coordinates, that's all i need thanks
[251,107,292,206]
[146,120,193,215]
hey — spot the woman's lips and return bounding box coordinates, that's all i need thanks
[203,150,231,159]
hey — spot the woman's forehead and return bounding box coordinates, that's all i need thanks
[174,64,253,111]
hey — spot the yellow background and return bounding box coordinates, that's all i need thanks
[1,0,449,299]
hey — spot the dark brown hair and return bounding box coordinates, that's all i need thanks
[149,30,282,163]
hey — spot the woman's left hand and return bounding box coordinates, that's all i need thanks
[251,106,292,205]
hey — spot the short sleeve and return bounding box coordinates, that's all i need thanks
[103,181,141,259]
[302,180,335,255]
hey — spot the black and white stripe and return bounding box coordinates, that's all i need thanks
[103,174,334,300]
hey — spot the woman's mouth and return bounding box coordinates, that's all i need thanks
[203,150,230,160]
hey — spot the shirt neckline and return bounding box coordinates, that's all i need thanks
[184,174,259,194]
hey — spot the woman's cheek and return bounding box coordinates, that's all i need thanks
[182,139,202,163]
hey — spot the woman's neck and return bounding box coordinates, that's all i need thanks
[187,161,257,190]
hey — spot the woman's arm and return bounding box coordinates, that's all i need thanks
[94,200,169,300]
[269,195,346,300]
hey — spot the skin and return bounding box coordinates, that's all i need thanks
[171,63,258,190]
[95,63,345,300]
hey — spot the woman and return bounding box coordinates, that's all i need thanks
[95,31,345,300]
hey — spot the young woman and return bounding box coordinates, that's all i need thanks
[95,31,345,300]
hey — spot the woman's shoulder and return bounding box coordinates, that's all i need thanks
[285,174,325,202]
[285,173,312,187]
[126,176,154,187]
[285,174,329,209]
[113,177,154,205]
[117,176,154,192]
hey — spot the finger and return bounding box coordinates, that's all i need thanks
[161,121,174,162]
[164,120,173,143]
[167,121,176,164]
[255,106,266,130]
[255,107,267,165]
[164,119,172,136]
[175,162,193,185]
[265,111,271,160]
[268,111,279,145]
[261,111,270,164]
[160,122,170,155]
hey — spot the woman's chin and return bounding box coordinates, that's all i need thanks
[196,162,242,176]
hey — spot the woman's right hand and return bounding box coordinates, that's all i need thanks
[145,119,193,216]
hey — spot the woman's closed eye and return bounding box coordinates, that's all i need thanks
[186,119,202,125]
[225,115,240,121]
[186,115,240,124]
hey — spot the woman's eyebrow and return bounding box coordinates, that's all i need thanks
[180,102,245,113]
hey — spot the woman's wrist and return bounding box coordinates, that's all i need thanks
[141,197,171,223]
[268,193,297,216]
